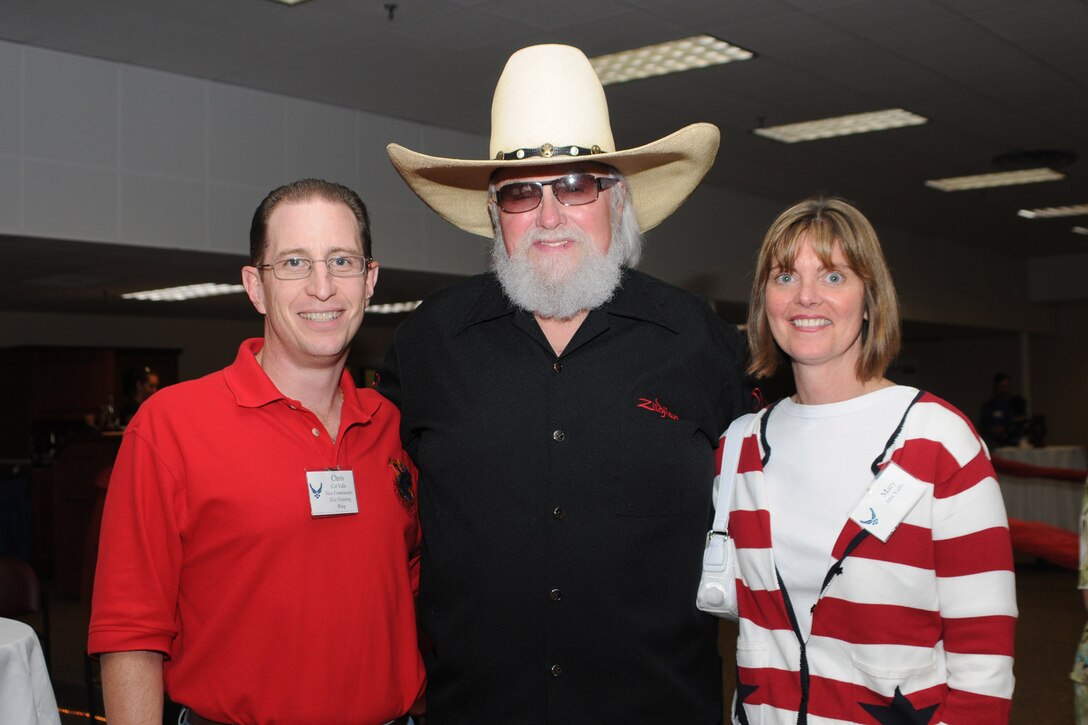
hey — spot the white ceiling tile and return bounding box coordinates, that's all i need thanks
[969,0,1088,40]
[475,0,630,30]
[810,0,959,33]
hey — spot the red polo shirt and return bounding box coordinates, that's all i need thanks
[90,339,424,724]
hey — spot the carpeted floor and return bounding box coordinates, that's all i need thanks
[1007,560,1082,724]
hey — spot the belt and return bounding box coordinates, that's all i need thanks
[186,711,230,725]
[185,709,410,725]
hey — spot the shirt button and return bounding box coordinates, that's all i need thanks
[288,404,297,410]
[553,361,563,373]
[549,588,562,601]
[311,427,320,437]
[552,430,565,442]
[550,664,563,677]
[552,506,564,520]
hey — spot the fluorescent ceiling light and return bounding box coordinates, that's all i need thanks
[123,283,245,301]
[925,168,1065,192]
[265,0,313,5]
[1073,226,1088,236]
[590,36,753,86]
[1017,203,1088,219]
[368,300,422,315]
[753,108,927,143]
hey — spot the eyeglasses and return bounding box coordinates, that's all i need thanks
[256,255,371,280]
[493,173,620,214]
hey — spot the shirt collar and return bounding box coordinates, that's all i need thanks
[455,269,680,335]
[224,339,282,408]
[223,338,378,422]
[455,274,517,334]
[600,269,680,333]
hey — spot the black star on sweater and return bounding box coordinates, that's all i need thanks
[859,687,938,724]
[733,675,758,725]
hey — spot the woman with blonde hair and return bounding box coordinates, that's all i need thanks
[723,196,1016,723]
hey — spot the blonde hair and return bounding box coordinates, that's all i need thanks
[747,196,900,381]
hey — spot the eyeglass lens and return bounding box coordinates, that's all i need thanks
[495,174,617,214]
[268,256,368,280]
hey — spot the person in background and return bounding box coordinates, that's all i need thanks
[377,44,749,723]
[119,366,160,426]
[89,178,424,725]
[979,372,1029,448]
[1072,480,1088,723]
[725,196,1016,723]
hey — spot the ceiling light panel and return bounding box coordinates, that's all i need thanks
[590,36,753,86]
[925,168,1065,192]
[753,109,928,143]
[1017,203,1088,219]
[367,300,422,314]
[122,283,246,301]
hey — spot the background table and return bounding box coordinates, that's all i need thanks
[993,445,1087,533]
[0,617,60,725]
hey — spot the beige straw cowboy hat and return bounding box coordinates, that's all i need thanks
[387,44,721,237]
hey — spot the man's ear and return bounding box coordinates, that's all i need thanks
[365,262,380,306]
[613,179,627,218]
[242,266,267,315]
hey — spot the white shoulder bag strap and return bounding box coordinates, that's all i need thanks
[710,412,756,541]
[697,412,756,616]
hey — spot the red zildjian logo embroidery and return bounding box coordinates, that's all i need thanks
[636,397,678,420]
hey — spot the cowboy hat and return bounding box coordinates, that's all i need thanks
[387,44,720,237]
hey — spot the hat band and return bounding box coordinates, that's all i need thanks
[494,142,605,161]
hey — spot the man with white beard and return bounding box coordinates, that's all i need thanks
[488,161,645,350]
[377,45,749,724]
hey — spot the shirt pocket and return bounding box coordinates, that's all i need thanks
[851,648,938,698]
[602,414,712,517]
[734,638,769,724]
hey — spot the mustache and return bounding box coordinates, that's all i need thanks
[508,226,594,257]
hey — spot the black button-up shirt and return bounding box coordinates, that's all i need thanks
[378,269,748,725]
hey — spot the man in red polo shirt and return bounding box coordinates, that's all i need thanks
[90,179,424,725]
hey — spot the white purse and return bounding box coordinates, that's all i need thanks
[696,413,755,619]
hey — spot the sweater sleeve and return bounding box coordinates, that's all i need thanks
[919,397,1017,723]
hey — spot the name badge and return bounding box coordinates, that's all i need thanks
[306,470,358,517]
[848,462,927,542]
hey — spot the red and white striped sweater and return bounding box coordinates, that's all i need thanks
[722,389,1016,724]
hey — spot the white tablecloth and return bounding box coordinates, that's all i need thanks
[0,618,60,725]
[993,445,1087,533]
[994,445,1087,471]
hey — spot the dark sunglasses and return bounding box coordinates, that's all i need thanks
[493,173,620,214]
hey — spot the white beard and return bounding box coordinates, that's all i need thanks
[492,224,625,320]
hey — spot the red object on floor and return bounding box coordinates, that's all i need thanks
[1008,517,1079,570]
